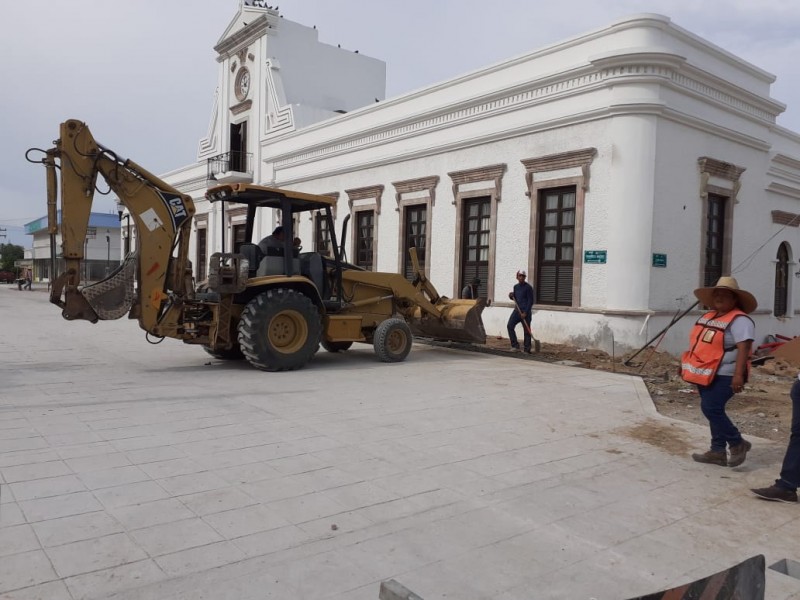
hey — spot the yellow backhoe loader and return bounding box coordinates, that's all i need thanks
[28,120,486,371]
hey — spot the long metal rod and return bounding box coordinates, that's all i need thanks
[624,301,699,366]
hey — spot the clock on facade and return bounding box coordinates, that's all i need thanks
[234,67,250,101]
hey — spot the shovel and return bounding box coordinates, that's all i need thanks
[511,298,541,353]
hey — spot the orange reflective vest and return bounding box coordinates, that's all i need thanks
[680,309,752,386]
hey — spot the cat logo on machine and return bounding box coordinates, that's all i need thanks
[168,196,187,220]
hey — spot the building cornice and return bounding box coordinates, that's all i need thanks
[266,54,780,173]
[268,103,771,188]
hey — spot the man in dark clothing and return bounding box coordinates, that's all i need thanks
[461,277,481,299]
[507,269,534,352]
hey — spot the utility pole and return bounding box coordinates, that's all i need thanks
[0,227,6,239]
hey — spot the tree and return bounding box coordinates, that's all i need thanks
[0,243,24,273]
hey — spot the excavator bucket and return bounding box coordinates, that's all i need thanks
[408,297,487,344]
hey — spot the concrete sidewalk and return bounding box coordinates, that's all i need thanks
[0,286,798,599]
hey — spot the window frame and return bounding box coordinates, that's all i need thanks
[393,176,438,278]
[522,148,595,308]
[449,164,506,299]
[346,185,383,270]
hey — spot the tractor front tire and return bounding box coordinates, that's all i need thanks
[321,340,353,353]
[373,318,412,363]
[239,289,321,371]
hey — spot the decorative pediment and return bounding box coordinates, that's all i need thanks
[447,164,506,202]
[698,157,746,181]
[392,176,439,209]
[346,185,384,214]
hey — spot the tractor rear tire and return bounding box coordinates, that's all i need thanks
[373,318,412,363]
[238,288,321,371]
[203,343,244,360]
[321,340,353,353]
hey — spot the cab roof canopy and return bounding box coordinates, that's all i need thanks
[206,184,337,212]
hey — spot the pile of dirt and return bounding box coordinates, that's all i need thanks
[483,336,796,442]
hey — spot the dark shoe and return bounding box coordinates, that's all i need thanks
[524,348,531,354]
[751,485,798,503]
[510,346,520,353]
[691,450,727,466]
[728,439,751,467]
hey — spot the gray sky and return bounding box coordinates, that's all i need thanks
[2,0,798,246]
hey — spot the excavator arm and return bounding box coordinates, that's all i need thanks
[40,120,195,338]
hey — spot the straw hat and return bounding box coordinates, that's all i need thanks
[693,276,757,314]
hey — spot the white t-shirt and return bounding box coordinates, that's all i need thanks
[717,315,755,376]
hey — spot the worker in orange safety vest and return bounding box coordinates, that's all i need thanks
[681,276,756,468]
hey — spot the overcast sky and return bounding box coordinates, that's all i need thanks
[2,0,798,246]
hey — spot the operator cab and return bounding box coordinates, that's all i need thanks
[205,183,353,304]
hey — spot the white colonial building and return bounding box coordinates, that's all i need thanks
[155,1,800,355]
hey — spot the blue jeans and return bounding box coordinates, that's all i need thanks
[507,310,532,350]
[698,375,743,452]
[776,380,800,492]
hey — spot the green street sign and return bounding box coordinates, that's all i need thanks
[584,250,607,264]
[652,253,667,268]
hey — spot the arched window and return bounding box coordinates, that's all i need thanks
[775,242,790,317]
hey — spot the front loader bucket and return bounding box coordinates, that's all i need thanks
[409,298,487,344]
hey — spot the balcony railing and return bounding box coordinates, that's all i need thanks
[207,151,253,183]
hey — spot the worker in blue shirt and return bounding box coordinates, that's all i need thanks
[508,269,535,353]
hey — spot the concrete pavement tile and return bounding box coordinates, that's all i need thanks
[157,471,229,496]
[19,491,103,522]
[64,452,132,473]
[32,510,124,548]
[0,418,28,430]
[297,510,375,538]
[0,437,48,454]
[138,458,206,479]
[0,523,41,557]
[322,481,400,512]
[310,444,376,466]
[122,445,187,464]
[0,427,38,441]
[337,457,405,480]
[268,549,381,598]
[342,531,444,576]
[371,471,443,497]
[352,497,425,523]
[405,488,464,511]
[45,532,148,578]
[0,502,26,527]
[267,491,348,524]
[154,540,247,577]
[232,524,314,558]
[129,517,223,556]
[203,504,291,539]
[265,452,329,475]
[44,432,105,448]
[213,461,282,486]
[191,448,263,470]
[240,472,318,503]
[1,460,71,483]
[76,465,150,490]
[504,525,607,572]
[9,474,87,500]
[53,441,116,459]
[0,449,60,469]
[63,559,166,600]
[324,582,381,600]
[93,480,170,509]
[0,550,57,594]
[239,441,304,462]
[109,498,194,530]
[179,486,257,517]
[0,580,72,600]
